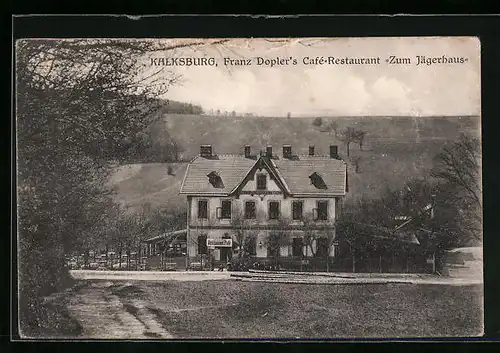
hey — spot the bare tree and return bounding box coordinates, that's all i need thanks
[302,214,336,271]
[430,133,482,244]
[169,139,185,162]
[431,133,481,208]
[320,121,338,136]
[337,127,358,157]
[354,130,366,150]
[266,218,291,270]
[351,156,362,173]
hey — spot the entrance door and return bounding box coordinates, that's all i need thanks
[219,247,232,263]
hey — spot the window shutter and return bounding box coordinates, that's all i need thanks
[312,208,318,221]
[216,207,222,219]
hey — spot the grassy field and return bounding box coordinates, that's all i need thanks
[103,280,483,339]
[108,114,480,213]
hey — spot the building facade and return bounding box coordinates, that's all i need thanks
[179,144,348,269]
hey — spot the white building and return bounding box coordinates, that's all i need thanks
[179,144,348,269]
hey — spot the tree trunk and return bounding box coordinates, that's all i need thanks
[379,254,382,273]
[352,252,356,273]
[137,246,141,270]
[105,244,109,269]
[84,250,89,269]
[347,142,350,157]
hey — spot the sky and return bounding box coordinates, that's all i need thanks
[142,37,481,117]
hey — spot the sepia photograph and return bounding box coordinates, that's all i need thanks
[15,36,483,339]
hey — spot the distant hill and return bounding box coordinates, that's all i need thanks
[108,114,480,214]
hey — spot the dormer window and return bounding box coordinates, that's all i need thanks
[207,171,224,188]
[309,172,327,189]
[257,174,267,190]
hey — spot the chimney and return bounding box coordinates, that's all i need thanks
[329,145,339,159]
[282,145,292,159]
[266,145,273,158]
[309,145,315,156]
[200,144,212,158]
[244,145,251,158]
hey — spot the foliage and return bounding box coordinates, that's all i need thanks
[337,133,482,270]
[16,38,200,333]
[266,218,292,268]
[312,117,323,127]
[430,133,482,245]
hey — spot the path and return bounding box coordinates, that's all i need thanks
[70,270,482,286]
[70,270,230,281]
[65,281,173,339]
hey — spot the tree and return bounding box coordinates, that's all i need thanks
[301,214,336,271]
[337,127,359,157]
[351,156,362,173]
[319,121,338,136]
[265,218,291,270]
[430,133,482,245]
[169,138,185,162]
[353,130,366,150]
[312,117,323,127]
[231,209,255,259]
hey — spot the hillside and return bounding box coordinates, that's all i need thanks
[108,114,480,214]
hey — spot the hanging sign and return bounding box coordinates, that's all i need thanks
[207,238,232,247]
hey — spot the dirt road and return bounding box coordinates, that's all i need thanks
[65,281,173,339]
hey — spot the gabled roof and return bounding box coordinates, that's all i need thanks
[229,155,291,195]
[180,153,347,196]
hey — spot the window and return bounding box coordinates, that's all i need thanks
[245,201,256,219]
[292,238,303,257]
[257,174,267,190]
[292,201,303,220]
[207,171,224,188]
[268,201,280,220]
[221,200,232,219]
[316,201,328,221]
[198,200,208,219]
[309,172,327,189]
[198,234,207,255]
[316,237,329,257]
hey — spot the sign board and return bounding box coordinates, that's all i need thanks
[207,238,232,247]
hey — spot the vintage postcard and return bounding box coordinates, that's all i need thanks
[15,36,482,339]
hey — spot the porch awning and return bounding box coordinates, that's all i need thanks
[143,229,187,244]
